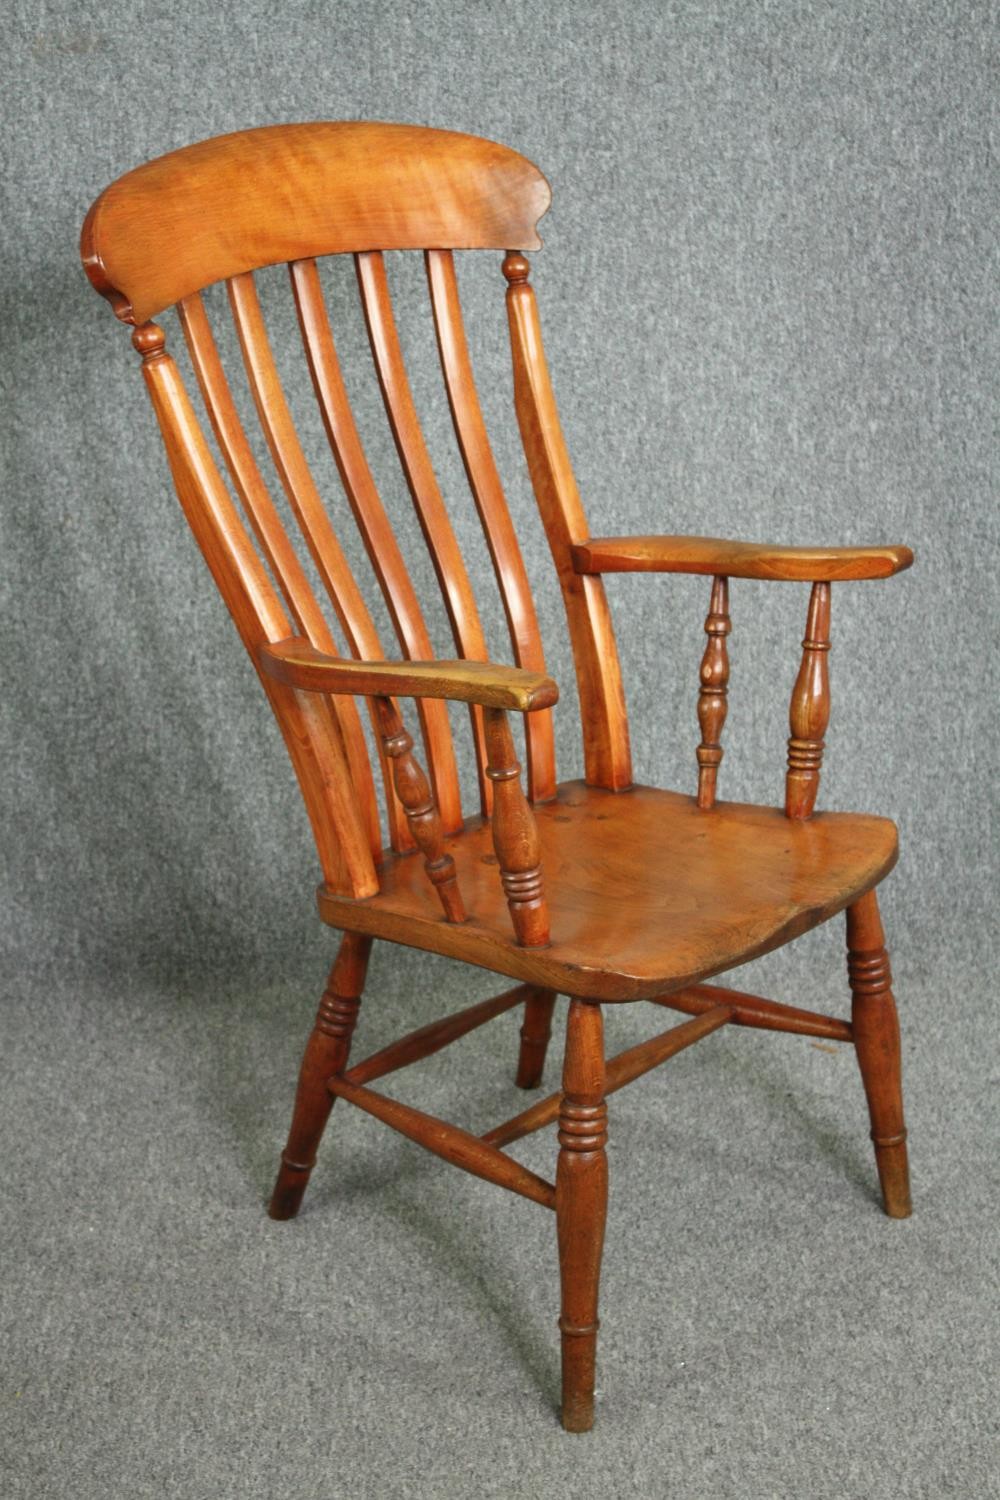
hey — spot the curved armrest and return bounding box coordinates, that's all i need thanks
[571,534,914,582]
[259,638,559,713]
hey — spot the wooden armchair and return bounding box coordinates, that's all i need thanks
[81,123,913,1433]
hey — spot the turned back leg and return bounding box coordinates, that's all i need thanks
[556,998,608,1432]
[268,933,373,1220]
[846,890,912,1219]
[516,987,557,1089]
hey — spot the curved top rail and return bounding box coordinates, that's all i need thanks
[82,122,552,324]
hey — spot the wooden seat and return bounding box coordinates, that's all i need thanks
[321,783,899,1000]
[81,121,914,1434]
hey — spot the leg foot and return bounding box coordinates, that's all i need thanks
[846,891,912,1219]
[556,998,608,1431]
[268,933,372,1220]
[515,988,557,1089]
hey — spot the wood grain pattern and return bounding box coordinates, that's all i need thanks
[227,269,412,852]
[504,253,632,791]
[177,290,381,858]
[372,697,466,922]
[82,122,551,324]
[696,575,731,809]
[318,782,899,1000]
[426,249,557,803]
[84,124,915,1436]
[572,534,915,581]
[258,637,559,712]
[484,708,550,947]
[786,582,832,819]
[484,1004,732,1149]
[514,987,558,1089]
[132,323,377,898]
[268,933,372,1219]
[327,1075,556,1210]
[846,890,911,1218]
[556,999,607,1431]
[357,250,493,814]
[291,256,464,831]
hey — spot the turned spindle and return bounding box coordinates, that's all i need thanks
[483,707,549,947]
[269,932,372,1220]
[846,891,912,1219]
[785,581,831,819]
[556,998,608,1432]
[695,575,731,809]
[373,697,465,922]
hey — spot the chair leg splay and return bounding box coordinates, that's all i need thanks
[268,932,372,1220]
[846,891,912,1219]
[556,999,609,1432]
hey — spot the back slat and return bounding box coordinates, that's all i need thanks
[227,270,413,851]
[425,250,556,803]
[355,251,492,815]
[135,327,377,896]
[290,258,463,833]
[178,291,381,855]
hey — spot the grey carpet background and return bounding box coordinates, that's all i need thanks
[2,1,997,1495]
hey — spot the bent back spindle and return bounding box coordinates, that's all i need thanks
[82,123,630,934]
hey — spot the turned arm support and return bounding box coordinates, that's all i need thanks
[259,639,553,944]
[571,534,914,582]
[571,536,914,818]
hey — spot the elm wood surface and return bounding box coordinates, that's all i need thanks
[572,534,915,581]
[83,121,915,1434]
[83,122,551,324]
[318,782,898,1001]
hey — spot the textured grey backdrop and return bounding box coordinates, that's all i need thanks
[2,3,997,1497]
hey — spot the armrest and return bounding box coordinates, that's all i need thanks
[259,638,559,713]
[571,534,914,582]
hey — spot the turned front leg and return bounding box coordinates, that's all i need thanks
[846,890,912,1219]
[269,933,372,1220]
[483,707,549,947]
[556,998,608,1432]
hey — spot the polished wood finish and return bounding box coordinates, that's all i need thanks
[649,981,853,1043]
[515,987,558,1089]
[327,1076,556,1210]
[258,637,559,712]
[84,124,915,1433]
[291,255,465,827]
[572,534,915,581]
[556,1000,608,1432]
[427,249,557,804]
[786,582,832,819]
[83,122,551,324]
[372,696,466,922]
[269,933,372,1219]
[846,890,912,1218]
[483,708,550,947]
[504,252,632,790]
[319,783,899,1000]
[696,575,731,809]
[484,1004,732,1149]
